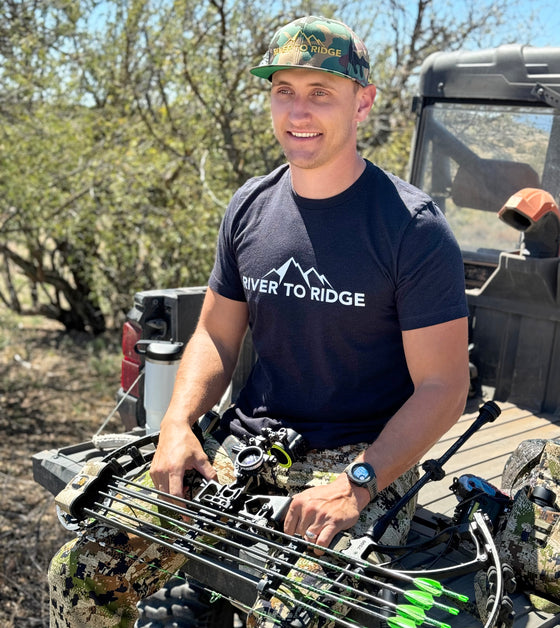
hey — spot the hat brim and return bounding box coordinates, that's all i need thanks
[250,64,367,86]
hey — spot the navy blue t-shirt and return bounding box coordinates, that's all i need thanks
[209,161,468,449]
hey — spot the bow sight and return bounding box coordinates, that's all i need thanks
[233,426,309,477]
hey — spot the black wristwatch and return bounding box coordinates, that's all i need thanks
[344,461,378,502]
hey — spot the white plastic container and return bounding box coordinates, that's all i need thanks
[136,341,184,434]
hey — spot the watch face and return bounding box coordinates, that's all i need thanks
[352,463,372,483]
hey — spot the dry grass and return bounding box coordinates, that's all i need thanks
[0,310,123,627]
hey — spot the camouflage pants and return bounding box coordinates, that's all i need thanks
[48,433,418,628]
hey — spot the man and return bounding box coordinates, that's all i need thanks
[151,14,468,548]
[49,15,469,627]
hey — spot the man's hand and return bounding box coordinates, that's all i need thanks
[150,420,217,499]
[148,289,248,500]
[283,474,370,553]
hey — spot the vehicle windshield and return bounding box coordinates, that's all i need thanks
[413,103,560,262]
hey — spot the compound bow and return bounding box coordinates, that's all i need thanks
[54,404,514,628]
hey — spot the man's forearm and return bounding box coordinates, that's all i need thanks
[163,328,240,428]
[362,378,468,493]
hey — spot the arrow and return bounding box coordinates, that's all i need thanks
[404,590,459,615]
[414,577,470,603]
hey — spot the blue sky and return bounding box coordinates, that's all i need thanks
[523,1,560,47]
[354,1,559,58]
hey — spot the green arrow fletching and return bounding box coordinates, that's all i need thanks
[414,577,469,603]
[404,590,459,615]
[387,617,418,628]
[398,604,426,623]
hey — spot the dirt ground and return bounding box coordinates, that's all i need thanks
[0,311,123,627]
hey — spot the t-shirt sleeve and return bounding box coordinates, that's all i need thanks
[208,203,246,302]
[396,202,468,330]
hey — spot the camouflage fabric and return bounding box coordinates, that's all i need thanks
[250,15,370,87]
[496,439,560,604]
[49,433,418,628]
[501,438,549,492]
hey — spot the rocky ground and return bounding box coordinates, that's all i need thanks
[0,310,123,627]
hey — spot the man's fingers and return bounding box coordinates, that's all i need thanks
[300,524,338,556]
[167,471,186,499]
[283,509,297,536]
[283,496,305,536]
[196,458,218,482]
[316,524,338,553]
[150,469,168,493]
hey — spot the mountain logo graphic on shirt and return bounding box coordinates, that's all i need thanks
[242,257,366,307]
[264,257,333,288]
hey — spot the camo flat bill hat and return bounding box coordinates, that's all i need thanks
[250,15,370,87]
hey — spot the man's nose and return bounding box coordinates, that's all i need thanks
[288,95,311,121]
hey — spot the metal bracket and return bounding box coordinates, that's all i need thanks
[532,83,560,110]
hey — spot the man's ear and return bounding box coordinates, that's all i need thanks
[356,84,377,122]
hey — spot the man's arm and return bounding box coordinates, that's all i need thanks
[284,316,470,549]
[150,288,249,497]
[362,316,470,490]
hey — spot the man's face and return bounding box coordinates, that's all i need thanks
[269,69,374,172]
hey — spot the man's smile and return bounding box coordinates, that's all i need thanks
[289,131,322,138]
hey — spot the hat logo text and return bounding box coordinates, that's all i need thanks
[274,30,342,58]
